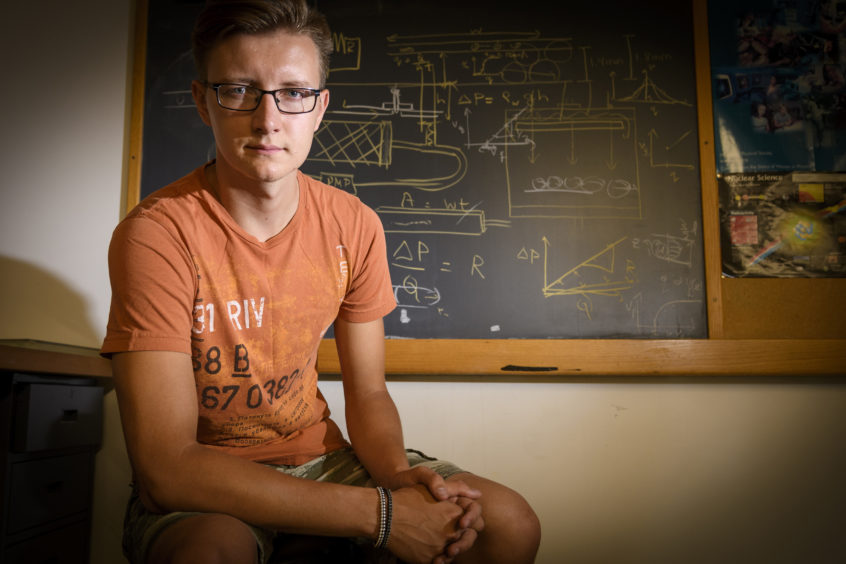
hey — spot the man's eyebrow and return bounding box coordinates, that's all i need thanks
[212,77,255,84]
[275,79,317,88]
[211,78,316,89]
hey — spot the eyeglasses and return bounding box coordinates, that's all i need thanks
[206,83,323,114]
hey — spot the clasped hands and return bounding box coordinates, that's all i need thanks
[381,466,485,564]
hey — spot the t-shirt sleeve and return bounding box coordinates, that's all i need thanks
[336,204,396,323]
[101,215,197,356]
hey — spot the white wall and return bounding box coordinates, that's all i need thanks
[327,380,846,563]
[0,3,133,563]
[0,0,127,346]
[1,2,845,563]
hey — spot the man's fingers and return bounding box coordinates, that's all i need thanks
[444,527,479,558]
[442,477,482,500]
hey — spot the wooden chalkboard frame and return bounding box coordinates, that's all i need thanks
[124,0,846,376]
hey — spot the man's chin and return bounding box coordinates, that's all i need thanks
[223,159,299,187]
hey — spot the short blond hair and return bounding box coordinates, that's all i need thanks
[192,0,333,87]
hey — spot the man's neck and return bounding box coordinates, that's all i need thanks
[206,163,300,242]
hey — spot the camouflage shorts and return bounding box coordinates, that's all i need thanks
[122,447,464,563]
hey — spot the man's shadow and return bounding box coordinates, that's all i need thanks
[0,254,101,346]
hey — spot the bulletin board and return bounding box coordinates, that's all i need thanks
[704,0,846,341]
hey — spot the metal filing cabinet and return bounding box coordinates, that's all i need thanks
[1,372,103,564]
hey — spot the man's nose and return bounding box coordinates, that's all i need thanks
[252,92,281,131]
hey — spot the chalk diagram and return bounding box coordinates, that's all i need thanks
[541,236,633,300]
[517,216,703,333]
[297,21,703,336]
[536,236,635,321]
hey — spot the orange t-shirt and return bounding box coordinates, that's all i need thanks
[102,164,396,465]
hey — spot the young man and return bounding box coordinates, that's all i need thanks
[102,1,540,562]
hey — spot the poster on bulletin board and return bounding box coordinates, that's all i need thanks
[708,0,846,173]
[719,172,846,277]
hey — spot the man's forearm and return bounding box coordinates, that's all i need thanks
[137,442,380,538]
[345,389,411,485]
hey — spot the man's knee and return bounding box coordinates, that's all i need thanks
[449,473,541,561]
[490,482,541,552]
[510,496,542,555]
[148,513,259,564]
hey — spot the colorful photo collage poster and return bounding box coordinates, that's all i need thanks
[720,172,846,277]
[709,0,846,276]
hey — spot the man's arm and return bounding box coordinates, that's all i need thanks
[334,317,409,483]
[336,317,482,498]
[113,349,468,563]
[112,350,377,533]
[335,317,484,560]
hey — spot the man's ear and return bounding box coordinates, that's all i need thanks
[313,89,330,132]
[191,80,212,126]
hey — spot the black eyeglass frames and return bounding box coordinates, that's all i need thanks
[206,83,323,114]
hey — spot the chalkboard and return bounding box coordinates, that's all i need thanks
[137,0,707,339]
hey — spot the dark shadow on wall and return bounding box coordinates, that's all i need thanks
[0,255,101,348]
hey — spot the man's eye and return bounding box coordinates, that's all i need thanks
[221,85,249,97]
[280,88,308,99]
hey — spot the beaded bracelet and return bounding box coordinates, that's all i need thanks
[374,486,393,549]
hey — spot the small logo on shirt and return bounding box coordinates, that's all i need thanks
[336,245,349,299]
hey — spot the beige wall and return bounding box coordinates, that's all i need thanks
[1,2,844,563]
